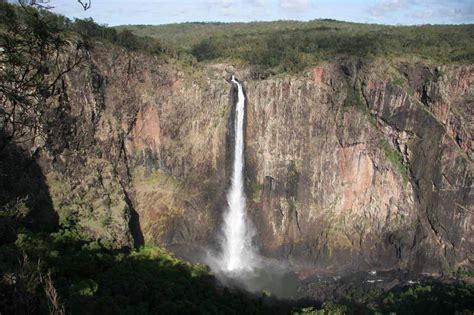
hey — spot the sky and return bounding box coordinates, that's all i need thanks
[23,0,474,26]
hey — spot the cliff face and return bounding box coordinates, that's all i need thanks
[36,45,233,249]
[244,66,416,272]
[361,63,473,273]
[244,61,472,273]
[31,43,472,274]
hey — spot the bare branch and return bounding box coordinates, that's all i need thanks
[39,272,66,315]
[19,0,54,10]
[1,2,88,151]
[19,0,92,11]
[77,0,91,11]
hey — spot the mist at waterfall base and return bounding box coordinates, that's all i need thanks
[205,76,298,299]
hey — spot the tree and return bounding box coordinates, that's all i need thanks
[0,1,87,150]
[117,29,139,50]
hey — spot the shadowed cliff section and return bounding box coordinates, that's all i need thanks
[0,141,58,245]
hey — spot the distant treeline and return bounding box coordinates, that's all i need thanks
[190,23,474,72]
[118,20,474,72]
[71,19,163,54]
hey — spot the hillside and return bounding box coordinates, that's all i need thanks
[116,20,474,72]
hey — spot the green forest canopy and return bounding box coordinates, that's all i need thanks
[116,20,474,71]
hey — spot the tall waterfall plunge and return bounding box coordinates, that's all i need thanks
[220,75,258,272]
[205,76,297,298]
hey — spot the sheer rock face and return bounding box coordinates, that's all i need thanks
[36,45,234,249]
[33,44,472,273]
[244,73,416,272]
[360,63,473,273]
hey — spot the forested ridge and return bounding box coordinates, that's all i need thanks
[117,20,474,72]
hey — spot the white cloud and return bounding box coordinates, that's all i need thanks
[369,0,474,22]
[207,0,234,9]
[247,0,269,6]
[412,9,434,19]
[280,0,310,11]
[369,0,409,16]
[442,5,474,19]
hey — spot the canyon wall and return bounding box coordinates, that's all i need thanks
[29,44,472,274]
[244,61,472,273]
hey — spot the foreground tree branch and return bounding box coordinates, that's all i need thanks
[19,0,92,10]
[0,1,88,151]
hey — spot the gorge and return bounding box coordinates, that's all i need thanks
[8,44,470,294]
[6,45,472,275]
[0,4,472,312]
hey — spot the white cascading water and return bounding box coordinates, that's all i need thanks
[207,76,297,299]
[220,75,257,272]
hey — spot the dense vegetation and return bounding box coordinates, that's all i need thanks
[71,19,163,54]
[1,222,473,314]
[1,216,473,314]
[0,222,270,314]
[118,21,474,72]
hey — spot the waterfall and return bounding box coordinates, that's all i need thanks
[220,75,257,272]
[207,76,297,299]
